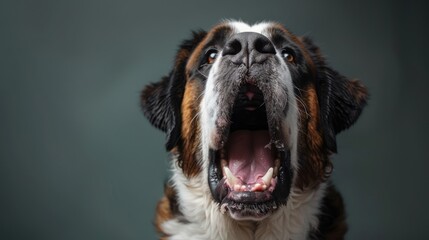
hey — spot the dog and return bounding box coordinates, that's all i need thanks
[141,21,367,240]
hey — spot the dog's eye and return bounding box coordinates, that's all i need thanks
[206,49,218,64]
[281,49,294,63]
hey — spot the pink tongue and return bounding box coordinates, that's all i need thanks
[226,130,273,184]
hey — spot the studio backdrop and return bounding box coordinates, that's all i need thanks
[1,0,428,239]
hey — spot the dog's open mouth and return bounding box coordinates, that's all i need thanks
[209,83,293,221]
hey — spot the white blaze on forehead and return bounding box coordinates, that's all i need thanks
[227,20,273,37]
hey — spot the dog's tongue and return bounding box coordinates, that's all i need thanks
[226,130,273,184]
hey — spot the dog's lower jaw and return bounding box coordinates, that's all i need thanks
[158,160,329,240]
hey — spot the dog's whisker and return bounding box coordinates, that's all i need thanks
[197,69,208,78]
[293,85,312,94]
[190,111,201,126]
[293,96,310,120]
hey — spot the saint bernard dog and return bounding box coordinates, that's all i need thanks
[141,21,368,240]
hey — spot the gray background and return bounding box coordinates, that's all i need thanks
[1,0,428,239]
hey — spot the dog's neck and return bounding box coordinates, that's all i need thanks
[161,163,327,240]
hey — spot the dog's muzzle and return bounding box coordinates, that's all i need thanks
[207,32,293,221]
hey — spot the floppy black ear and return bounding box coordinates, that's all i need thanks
[301,37,368,153]
[140,31,207,151]
[141,73,182,150]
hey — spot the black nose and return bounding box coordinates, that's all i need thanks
[222,32,276,67]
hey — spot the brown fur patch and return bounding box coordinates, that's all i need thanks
[314,184,348,239]
[180,79,203,177]
[155,184,180,239]
[155,196,172,237]
[296,84,331,189]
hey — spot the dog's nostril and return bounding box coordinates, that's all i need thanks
[222,32,275,66]
[254,37,275,54]
[223,39,242,56]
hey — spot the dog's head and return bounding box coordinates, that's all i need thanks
[141,21,367,221]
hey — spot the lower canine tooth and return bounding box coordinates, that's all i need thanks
[224,167,239,186]
[261,167,274,186]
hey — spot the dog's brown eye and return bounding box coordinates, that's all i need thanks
[281,49,294,63]
[206,49,218,64]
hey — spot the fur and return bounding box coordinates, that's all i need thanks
[142,20,367,240]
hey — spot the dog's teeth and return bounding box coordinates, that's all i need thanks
[261,167,274,186]
[252,183,262,191]
[251,183,267,192]
[234,184,241,191]
[224,167,239,187]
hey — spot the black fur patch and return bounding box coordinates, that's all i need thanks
[301,37,368,153]
[309,183,348,239]
[140,31,207,150]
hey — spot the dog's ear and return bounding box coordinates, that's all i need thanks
[140,74,177,145]
[141,31,207,151]
[301,37,368,153]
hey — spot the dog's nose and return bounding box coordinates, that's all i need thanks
[222,32,275,67]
